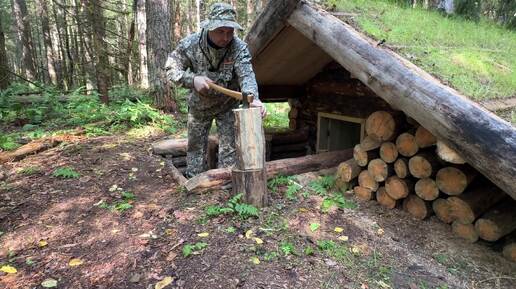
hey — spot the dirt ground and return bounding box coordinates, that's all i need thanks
[1,134,515,289]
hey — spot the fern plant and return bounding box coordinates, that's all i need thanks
[203,193,259,220]
[52,167,80,178]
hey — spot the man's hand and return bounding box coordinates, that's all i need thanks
[193,76,213,94]
[250,98,267,118]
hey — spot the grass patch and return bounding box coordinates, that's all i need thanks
[263,102,290,130]
[326,0,516,101]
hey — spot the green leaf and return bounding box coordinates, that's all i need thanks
[310,222,320,232]
[121,191,135,200]
[52,167,80,178]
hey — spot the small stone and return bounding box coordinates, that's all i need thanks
[129,273,141,283]
[325,259,337,267]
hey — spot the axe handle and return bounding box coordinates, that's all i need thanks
[207,82,253,103]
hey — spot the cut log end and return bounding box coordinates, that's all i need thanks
[353,186,373,202]
[415,126,436,148]
[436,141,465,164]
[432,198,453,224]
[403,194,432,220]
[396,132,419,157]
[365,111,396,141]
[394,158,408,178]
[358,170,379,192]
[385,176,413,200]
[447,197,475,224]
[379,142,398,163]
[436,167,472,196]
[367,158,390,182]
[415,178,439,201]
[503,243,516,262]
[452,221,479,243]
[475,219,502,242]
[376,187,397,209]
[337,159,361,182]
[409,154,438,179]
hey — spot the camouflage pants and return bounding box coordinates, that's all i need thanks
[186,109,236,177]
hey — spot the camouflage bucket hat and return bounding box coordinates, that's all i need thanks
[201,3,243,31]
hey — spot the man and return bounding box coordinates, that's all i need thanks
[165,2,265,178]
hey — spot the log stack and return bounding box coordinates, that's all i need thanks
[336,110,515,259]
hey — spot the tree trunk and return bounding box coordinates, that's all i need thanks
[185,149,353,193]
[86,0,110,103]
[353,143,379,167]
[0,19,9,89]
[136,0,149,88]
[146,0,177,112]
[11,0,37,81]
[247,0,255,30]
[287,3,516,199]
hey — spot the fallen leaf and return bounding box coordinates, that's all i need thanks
[334,227,344,233]
[350,246,361,255]
[69,258,84,267]
[38,240,48,248]
[250,256,260,265]
[155,276,174,289]
[338,236,349,242]
[377,228,385,236]
[245,229,253,239]
[298,208,308,212]
[310,223,320,232]
[41,278,58,288]
[197,232,209,238]
[254,237,263,244]
[0,265,17,274]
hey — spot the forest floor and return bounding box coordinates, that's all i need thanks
[1,132,515,289]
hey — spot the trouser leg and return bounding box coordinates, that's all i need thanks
[215,109,236,168]
[186,113,212,177]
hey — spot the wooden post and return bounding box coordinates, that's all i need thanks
[232,107,268,207]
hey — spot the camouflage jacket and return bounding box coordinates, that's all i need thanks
[165,30,259,115]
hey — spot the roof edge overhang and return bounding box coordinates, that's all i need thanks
[246,0,516,198]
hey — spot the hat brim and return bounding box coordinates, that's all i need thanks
[201,20,243,31]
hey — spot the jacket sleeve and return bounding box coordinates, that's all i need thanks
[164,39,195,89]
[234,46,259,100]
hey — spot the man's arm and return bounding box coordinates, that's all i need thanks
[164,39,196,89]
[234,46,259,99]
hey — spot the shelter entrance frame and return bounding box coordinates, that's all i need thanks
[316,112,365,153]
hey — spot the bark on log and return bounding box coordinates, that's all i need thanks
[436,140,466,165]
[403,194,433,220]
[432,198,453,224]
[286,3,516,199]
[164,159,187,186]
[415,178,439,201]
[232,169,268,207]
[364,111,397,141]
[184,149,353,193]
[358,170,379,192]
[353,144,379,167]
[337,158,361,182]
[436,166,477,196]
[376,186,397,209]
[367,158,393,182]
[475,199,516,241]
[394,157,409,178]
[152,136,218,156]
[354,186,373,202]
[452,221,479,243]
[385,176,414,200]
[379,142,398,163]
[396,132,419,157]
[0,135,73,164]
[415,126,437,148]
[448,184,507,224]
[169,156,186,167]
[408,152,441,178]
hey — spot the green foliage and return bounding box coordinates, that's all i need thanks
[182,242,208,257]
[317,240,337,251]
[304,246,315,256]
[308,176,336,196]
[267,175,301,200]
[204,193,260,220]
[279,241,296,256]
[263,102,290,129]
[0,134,21,151]
[454,0,481,22]
[52,167,80,179]
[97,191,136,213]
[17,166,41,176]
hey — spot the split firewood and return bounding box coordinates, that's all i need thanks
[184,149,353,193]
[376,186,398,209]
[415,178,440,201]
[367,158,394,182]
[451,221,479,243]
[408,152,441,178]
[353,186,374,202]
[385,176,414,200]
[358,170,379,192]
[432,198,454,224]
[403,194,433,220]
[353,144,379,167]
[396,132,419,157]
[336,159,361,182]
[415,126,437,148]
[379,142,398,163]
[164,160,187,186]
[447,183,506,224]
[436,166,477,196]
[365,111,398,141]
[436,140,466,164]
[394,157,409,178]
[475,199,516,242]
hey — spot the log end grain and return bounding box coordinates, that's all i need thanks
[503,243,516,262]
[385,176,412,200]
[415,178,439,201]
[376,187,397,209]
[475,219,502,242]
[432,198,454,224]
[396,133,419,157]
[394,158,408,178]
[448,197,475,224]
[452,221,479,243]
[408,155,433,179]
[367,158,389,182]
[365,111,396,142]
[403,194,432,220]
[436,167,468,196]
[379,142,398,163]
[358,170,379,192]
[415,126,436,148]
[354,186,374,202]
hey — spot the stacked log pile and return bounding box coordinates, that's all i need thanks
[336,110,515,261]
